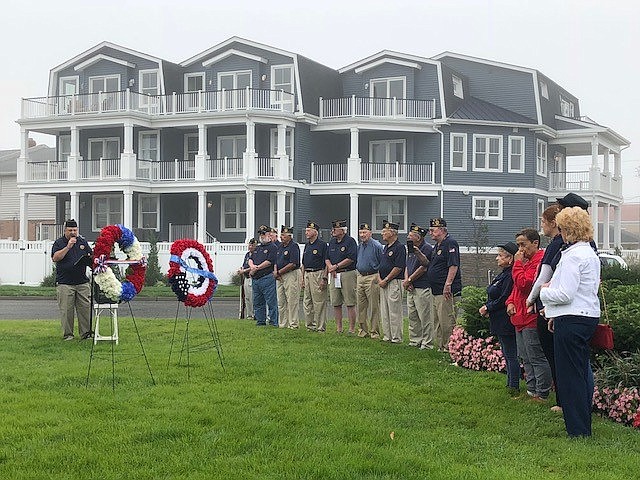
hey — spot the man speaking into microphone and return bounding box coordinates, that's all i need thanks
[51,219,93,341]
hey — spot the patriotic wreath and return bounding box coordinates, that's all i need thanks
[92,224,146,302]
[168,239,218,307]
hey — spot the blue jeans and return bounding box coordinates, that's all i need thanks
[252,274,278,326]
[498,334,519,389]
[553,315,598,437]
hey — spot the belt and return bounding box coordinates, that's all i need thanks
[304,268,323,273]
[253,270,273,280]
[358,270,377,276]
[336,268,355,274]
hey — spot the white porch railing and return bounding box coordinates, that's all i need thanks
[319,96,436,119]
[26,160,68,182]
[207,157,244,180]
[168,223,197,242]
[79,158,120,180]
[310,162,348,184]
[361,162,435,183]
[549,170,622,197]
[21,88,295,119]
[36,223,63,241]
[256,157,280,178]
[136,159,195,181]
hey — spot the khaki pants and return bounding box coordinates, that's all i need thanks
[407,287,433,348]
[380,278,403,343]
[277,269,302,328]
[241,277,253,318]
[328,269,357,307]
[431,294,459,351]
[57,283,91,338]
[303,270,327,331]
[356,272,380,336]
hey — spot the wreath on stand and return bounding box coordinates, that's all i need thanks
[167,239,218,307]
[93,224,147,302]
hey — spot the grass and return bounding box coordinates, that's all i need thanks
[0,318,639,480]
[0,284,240,298]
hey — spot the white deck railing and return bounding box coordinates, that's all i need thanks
[136,159,195,181]
[361,162,435,183]
[168,223,197,242]
[256,157,280,178]
[311,162,348,184]
[36,223,63,241]
[21,88,294,119]
[320,96,436,119]
[207,157,244,180]
[25,160,68,182]
[79,158,120,180]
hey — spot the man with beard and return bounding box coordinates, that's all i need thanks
[249,225,278,327]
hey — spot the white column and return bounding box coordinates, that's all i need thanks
[347,127,361,183]
[17,128,29,183]
[277,190,286,230]
[602,202,610,250]
[123,189,133,229]
[19,192,28,240]
[121,122,136,180]
[195,124,208,181]
[70,191,79,222]
[197,190,206,243]
[613,152,621,177]
[591,136,599,168]
[589,136,600,192]
[246,120,256,153]
[244,121,256,179]
[68,125,80,181]
[277,124,289,179]
[590,197,599,248]
[603,148,610,174]
[613,205,622,248]
[246,188,256,242]
[349,192,359,237]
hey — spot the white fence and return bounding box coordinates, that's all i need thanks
[0,240,256,286]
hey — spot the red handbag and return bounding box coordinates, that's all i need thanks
[591,284,614,350]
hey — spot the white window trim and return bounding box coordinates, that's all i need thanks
[472,196,503,221]
[59,135,71,162]
[368,139,406,163]
[537,199,546,232]
[184,133,199,161]
[138,69,160,95]
[559,95,575,117]
[92,194,123,232]
[371,196,408,233]
[472,134,503,172]
[452,75,464,99]
[450,133,467,171]
[536,139,548,177]
[220,194,246,232]
[269,193,294,228]
[58,75,79,95]
[217,70,253,90]
[369,76,407,99]
[138,130,160,161]
[217,135,247,159]
[88,137,121,159]
[88,74,121,92]
[184,72,205,92]
[270,64,294,93]
[138,194,160,231]
[508,136,525,173]
[269,128,294,160]
[540,80,549,100]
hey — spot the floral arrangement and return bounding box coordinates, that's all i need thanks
[448,325,506,372]
[167,239,218,307]
[92,224,146,302]
[593,385,640,428]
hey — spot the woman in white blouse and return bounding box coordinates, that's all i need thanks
[540,206,600,438]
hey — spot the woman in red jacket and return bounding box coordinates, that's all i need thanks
[506,228,552,400]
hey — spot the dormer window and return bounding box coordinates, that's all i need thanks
[539,80,549,99]
[452,75,464,99]
[560,95,575,117]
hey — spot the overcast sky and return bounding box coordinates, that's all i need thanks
[1,0,638,200]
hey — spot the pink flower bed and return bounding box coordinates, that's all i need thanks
[448,325,640,430]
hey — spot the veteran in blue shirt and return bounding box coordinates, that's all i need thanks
[326,220,358,334]
[378,221,407,343]
[249,225,278,327]
[356,222,383,338]
[275,225,301,329]
[301,221,328,332]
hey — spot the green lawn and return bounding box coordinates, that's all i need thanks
[0,318,638,480]
[0,284,240,298]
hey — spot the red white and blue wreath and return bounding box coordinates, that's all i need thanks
[168,239,218,307]
[92,224,147,302]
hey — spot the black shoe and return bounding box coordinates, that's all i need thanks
[80,331,94,340]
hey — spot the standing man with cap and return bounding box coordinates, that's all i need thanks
[378,221,406,343]
[51,219,93,340]
[427,218,462,351]
[403,223,433,349]
[356,222,383,338]
[237,238,257,320]
[326,220,358,334]
[301,221,328,332]
[249,225,278,327]
[275,226,301,329]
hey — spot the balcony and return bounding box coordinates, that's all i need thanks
[319,96,436,120]
[311,161,436,184]
[20,88,295,120]
[25,160,67,182]
[549,170,622,197]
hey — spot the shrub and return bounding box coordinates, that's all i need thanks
[458,286,490,338]
[601,284,640,308]
[601,264,640,286]
[606,303,640,353]
[41,266,56,287]
[594,350,640,389]
[144,234,164,287]
[230,271,244,287]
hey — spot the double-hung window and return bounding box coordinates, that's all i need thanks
[473,196,503,221]
[450,133,467,171]
[93,195,122,231]
[536,139,548,177]
[221,194,246,231]
[138,131,159,179]
[372,197,407,232]
[560,95,575,117]
[473,135,502,172]
[508,136,525,173]
[269,193,293,228]
[452,75,464,99]
[138,194,160,230]
[184,73,205,110]
[271,65,294,112]
[139,69,159,110]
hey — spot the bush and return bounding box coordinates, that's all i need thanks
[458,286,490,338]
[230,271,244,287]
[601,284,640,308]
[144,235,164,287]
[601,264,640,286]
[607,303,640,354]
[593,350,640,389]
[41,267,56,287]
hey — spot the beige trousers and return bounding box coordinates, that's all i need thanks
[380,278,403,343]
[277,269,302,328]
[407,287,433,348]
[356,272,380,336]
[57,283,91,337]
[303,270,327,331]
[431,294,460,351]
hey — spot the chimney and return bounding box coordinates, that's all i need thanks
[28,138,37,148]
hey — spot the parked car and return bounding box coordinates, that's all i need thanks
[598,252,628,269]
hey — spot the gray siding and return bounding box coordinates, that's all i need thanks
[297,55,341,116]
[440,64,467,117]
[538,72,581,128]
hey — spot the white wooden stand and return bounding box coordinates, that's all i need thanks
[93,303,119,344]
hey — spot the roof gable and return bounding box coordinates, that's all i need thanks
[181,36,296,67]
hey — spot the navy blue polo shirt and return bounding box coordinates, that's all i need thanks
[379,240,406,281]
[406,240,433,289]
[242,251,253,278]
[51,235,93,285]
[327,235,357,271]
[251,242,277,278]
[427,234,462,295]
[276,241,300,270]
[302,237,327,270]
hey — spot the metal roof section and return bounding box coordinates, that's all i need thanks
[449,96,537,124]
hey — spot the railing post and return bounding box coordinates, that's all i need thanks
[221,88,226,110]
[319,97,323,118]
[395,162,400,184]
[198,90,203,113]
[71,94,76,115]
[47,160,51,182]
[392,97,397,117]
[99,157,104,180]
[246,86,251,109]
[126,88,131,111]
[311,162,315,184]
[432,98,436,118]
[172,92,177,114]
[351,95,356,117]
